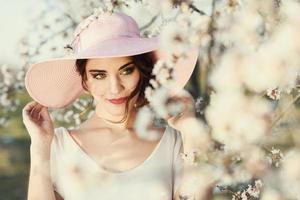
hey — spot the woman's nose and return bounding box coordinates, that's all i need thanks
[109,76,124,95]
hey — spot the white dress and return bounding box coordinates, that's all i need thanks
[50,125,183,200]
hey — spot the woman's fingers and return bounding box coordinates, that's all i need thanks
[22,101,55,144]
[23,101,44,121]
[23,101,37,120]
[24,101,37,114]
[33,104,43,119]
[30,106,38,119]
[39,106,52,122]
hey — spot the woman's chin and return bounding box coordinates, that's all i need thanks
[99,100,134,118]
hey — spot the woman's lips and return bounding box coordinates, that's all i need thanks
[108,97,128,105]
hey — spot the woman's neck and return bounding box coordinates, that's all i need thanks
[93,109,137,130]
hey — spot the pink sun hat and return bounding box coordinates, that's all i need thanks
[24,11,199,109]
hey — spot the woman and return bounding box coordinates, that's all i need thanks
[23,11,198,200]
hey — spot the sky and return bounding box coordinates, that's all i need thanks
[0,0,41,68]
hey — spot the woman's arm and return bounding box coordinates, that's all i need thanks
[27,142,57,200]
[23,102,60,199]
[174,117,212,200]
[165,90,210,199]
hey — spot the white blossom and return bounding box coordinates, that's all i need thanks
[134,106,162,141]
[267,88,281,100]
[261,188,283,200]
[280,149,300,199]
[206,92,272,151]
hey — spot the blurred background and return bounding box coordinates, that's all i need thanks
[0,0,43,199]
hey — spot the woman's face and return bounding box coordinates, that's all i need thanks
[85,56,140,118]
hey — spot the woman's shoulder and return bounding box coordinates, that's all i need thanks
[53,126,72,140]
[54,126,67,134]
[165,126,182,143]
[52,124,101,150]
[165,126,183,156]
[54,126,81,136]
[51,126,72,152]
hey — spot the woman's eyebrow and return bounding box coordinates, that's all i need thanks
[88,61,134,73]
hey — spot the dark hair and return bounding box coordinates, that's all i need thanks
[75,52,155,124]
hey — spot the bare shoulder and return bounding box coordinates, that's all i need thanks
[68,115,103,135]
[67,117,110,144]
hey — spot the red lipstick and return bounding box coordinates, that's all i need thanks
[108,97,128,105]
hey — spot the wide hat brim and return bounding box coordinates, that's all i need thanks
[25,36,199,109]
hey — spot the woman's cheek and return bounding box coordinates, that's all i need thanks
[88,81,106,101]
[126,73,140,90]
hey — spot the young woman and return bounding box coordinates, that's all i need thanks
[23,11,198,200]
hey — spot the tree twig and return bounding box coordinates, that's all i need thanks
[270,93,300,128]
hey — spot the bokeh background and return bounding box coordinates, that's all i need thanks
[0,0,43,199]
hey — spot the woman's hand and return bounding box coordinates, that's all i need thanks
[165,89,196,131]
[22,101,55,145]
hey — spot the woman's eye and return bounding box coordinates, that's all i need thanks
[92,74,106,80]
[121,67,135,75]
